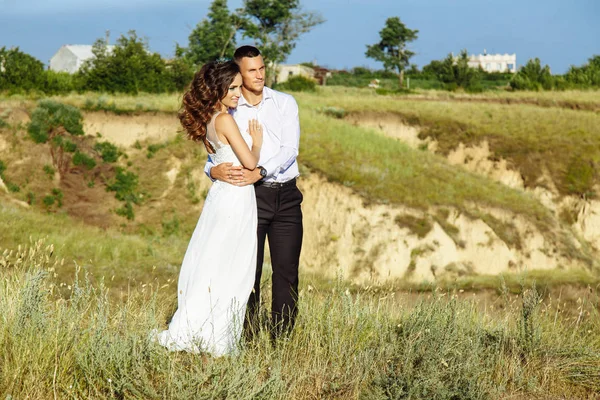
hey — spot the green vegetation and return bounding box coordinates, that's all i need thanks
[275,75,317,92]
[295,88,600,199]
[146,142,168,159]
[72,151,97,170]
[0,46,45,92]
[298,107,551,224]
[177,0,239,66]
[79,31,174,94]
[28,100,84,143]
[106,167,143,220]
[365,17,418,88]
[93,141,121,163]
[0,239,598,399]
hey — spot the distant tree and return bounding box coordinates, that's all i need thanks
[564,55,600,88]
[79,31,171,94]
[179,0,240,66]
[422,59,445,79]
[166,56,195,91]
[510,58,553,91]
[239,0,325,85]
[0,47,44,91]
[365,17,418,88]
[439,50,481,91]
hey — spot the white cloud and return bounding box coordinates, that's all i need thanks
[0,0,207,15]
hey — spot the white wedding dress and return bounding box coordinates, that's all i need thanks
[156,112,257,356]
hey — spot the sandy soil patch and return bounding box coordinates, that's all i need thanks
[83,112,180,147]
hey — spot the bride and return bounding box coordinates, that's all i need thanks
[156,60,263,356]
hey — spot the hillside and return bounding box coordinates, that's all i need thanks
[0,89,599,287]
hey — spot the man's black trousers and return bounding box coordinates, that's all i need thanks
[245,180,303,337]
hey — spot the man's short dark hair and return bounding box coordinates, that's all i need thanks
[234,45,261,64]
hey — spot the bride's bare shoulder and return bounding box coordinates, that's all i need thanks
[214,112,235,128]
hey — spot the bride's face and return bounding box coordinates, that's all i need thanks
[220,73,243,109]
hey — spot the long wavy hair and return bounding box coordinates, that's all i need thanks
[179,60,240,153]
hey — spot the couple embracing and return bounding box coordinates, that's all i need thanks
[156,46,304,356]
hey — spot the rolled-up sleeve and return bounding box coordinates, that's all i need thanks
[260,96,300,178]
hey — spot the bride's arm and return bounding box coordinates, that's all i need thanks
[214,113,262,170]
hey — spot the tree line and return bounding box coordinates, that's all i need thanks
[0,0,323,95]
[364,17,600,92]
[1,5,599,95]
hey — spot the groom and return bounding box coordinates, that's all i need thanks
[204,45,303,338]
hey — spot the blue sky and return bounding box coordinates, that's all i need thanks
[1,0,598,73]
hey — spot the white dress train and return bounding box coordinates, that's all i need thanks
[156,112,257,356]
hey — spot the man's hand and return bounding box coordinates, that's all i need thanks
[235,167,263,186]
[210,163,244,184]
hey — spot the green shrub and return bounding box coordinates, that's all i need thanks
[107,167,142,220]
[51,188,64,207]
[42,70,77,94]
[6,182,20,193]
[0,160,6,176]
[107,168,140,204]
[0,46,44,91]
[42,164,55,179]
[510,58,554,91]
[146,143,167,159]
[93,141,121,163]
[27,100,84,143]
[52,136,77,153]
[72,151,96,170]
[42,195,55,207]
[115,202,135,220]
[276,75,317,92]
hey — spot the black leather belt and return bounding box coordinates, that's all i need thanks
[255,178,297,189]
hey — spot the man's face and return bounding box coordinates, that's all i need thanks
[238,55,266,94]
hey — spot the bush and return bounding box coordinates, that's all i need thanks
[72,151,96,170]
[51,188,64,207]
[106,167,143,220]
[146,143,167,159]
[52,136,78,153]
[6,182,20,193]
[42,70,77,95]
[0,47,44,91]
[94,141,121,163]
[276,75,317,92]
[510,58,554,91]
[28,100,84,143]
[42,195,55,207]
[78,31,173,94]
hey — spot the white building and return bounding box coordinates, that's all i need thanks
[467,50,516,73]
[49,45,114,74]
[276,64,315,83]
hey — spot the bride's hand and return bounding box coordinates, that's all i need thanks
[248,119,263,148]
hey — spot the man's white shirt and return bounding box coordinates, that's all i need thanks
[204,86,300,183]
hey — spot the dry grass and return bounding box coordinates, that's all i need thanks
[1,239,599,399]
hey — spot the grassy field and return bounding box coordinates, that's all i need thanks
[293,88,600,198]
[1,238,599,399]
[2,88,600,398]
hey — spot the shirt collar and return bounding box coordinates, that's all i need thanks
[238,86,273,108]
